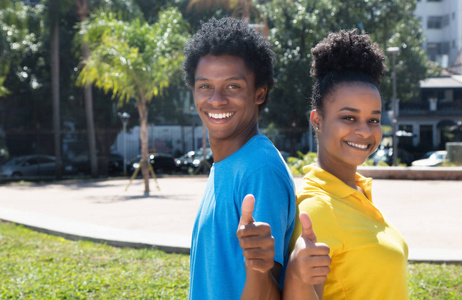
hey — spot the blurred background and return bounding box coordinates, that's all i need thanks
[1,0,461,181]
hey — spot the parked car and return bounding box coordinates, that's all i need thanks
[411,150,447,167]
[107,153,124,174]
[0,154,75,178]
[70,152,124,175]
[191,148,213,172]
[370,146,414,166]
[127,153,178,175]
[174,151,196,173]
[175,148,213,174]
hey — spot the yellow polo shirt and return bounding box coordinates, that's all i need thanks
[291,165,408,300]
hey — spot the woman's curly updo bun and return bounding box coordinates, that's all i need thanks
[310,29,386,113]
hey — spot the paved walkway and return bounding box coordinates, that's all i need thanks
[0,176,461,262]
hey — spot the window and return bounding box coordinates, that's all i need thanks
[441,42,450,54]
[419,125,433,147]
[399,125,413,147]
[442,14,450,27]
[427,16,443,29]
[427,42,450,60]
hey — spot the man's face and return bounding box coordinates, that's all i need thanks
[193,54,266,143]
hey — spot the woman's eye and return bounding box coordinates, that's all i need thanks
[370,119,381,124]
[343,116,355,121]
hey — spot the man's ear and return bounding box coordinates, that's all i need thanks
[255,86,267,105]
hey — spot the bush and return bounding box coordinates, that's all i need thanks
[287,151,317,176]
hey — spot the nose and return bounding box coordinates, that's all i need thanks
[208,89,228,106]
[355,121,372,138]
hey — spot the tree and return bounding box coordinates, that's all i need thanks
[49,0,62,178]
[77,7,189,194]
[258,0,440,153]
[0,0,35,97]
[75,0,98,177]
[258,0,333,153]
[76,0,142,177]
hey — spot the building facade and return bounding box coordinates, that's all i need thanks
[415,0,462,68]
[393,76,462,154]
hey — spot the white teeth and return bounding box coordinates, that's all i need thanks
[208,112,235,119]
[347,142,368,149]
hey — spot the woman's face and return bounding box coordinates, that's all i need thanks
[313,83,383,168]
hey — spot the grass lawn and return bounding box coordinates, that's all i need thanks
[0,221,189,299]
[1,221,461,299]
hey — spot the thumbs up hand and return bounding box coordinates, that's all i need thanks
[236,194,275,273]
[289,212,331,285]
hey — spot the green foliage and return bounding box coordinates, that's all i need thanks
[258,0,440,131]
[0,221,189,298]
[258,0,331,130]
[76,6,190,105]
[0,0,38,97]
[287,151,317,176]
[381,14,442,103]
[90,0,143,20]
[362,158,376,167]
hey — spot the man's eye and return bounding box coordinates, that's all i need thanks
[370,119,381,124]
[228,84,239,89]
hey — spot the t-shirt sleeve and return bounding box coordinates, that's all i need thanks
[238,166,296,267]
[296,196,344,256]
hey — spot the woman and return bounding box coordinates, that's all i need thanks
[283,30,409,299]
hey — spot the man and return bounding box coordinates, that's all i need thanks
[183,17,296,299]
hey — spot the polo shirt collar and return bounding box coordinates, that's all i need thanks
[302,164,373,201]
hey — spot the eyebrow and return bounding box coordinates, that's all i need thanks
[339,107,382,114]
[195,74,248,83]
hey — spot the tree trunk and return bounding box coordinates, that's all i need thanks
[51,17,62,179]
[137,98,150,194]
[82,43,98,177]
[76,0,98,178]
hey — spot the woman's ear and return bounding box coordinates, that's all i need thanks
[310,110,321,130]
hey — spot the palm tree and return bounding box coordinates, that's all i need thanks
[186,0,268,36]
[186,0,231,13]
[49,0,62,178]
[231,0,268,36]
[77,7,189,194]
[76,0,98,178]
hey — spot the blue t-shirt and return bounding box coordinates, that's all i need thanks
[189,135,296,299]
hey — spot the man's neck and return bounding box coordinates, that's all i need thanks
[210,125,260,163]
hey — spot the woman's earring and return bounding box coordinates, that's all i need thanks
[315,125,319,131]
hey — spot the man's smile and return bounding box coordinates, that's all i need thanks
[207,112,236,120]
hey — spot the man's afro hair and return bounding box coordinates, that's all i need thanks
[183,17,275,110]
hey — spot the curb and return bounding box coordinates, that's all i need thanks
[357,166,462,180]
[0,208,190,255]
[2,208,462,264]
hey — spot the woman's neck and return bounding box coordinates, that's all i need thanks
[317,153,358,190]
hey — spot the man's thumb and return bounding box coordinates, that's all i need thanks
[239,194,255,226]
[299,212,317,243]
